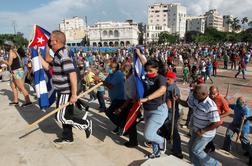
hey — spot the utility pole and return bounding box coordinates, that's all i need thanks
[12,20,16,34]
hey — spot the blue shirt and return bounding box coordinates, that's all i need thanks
[105,70,125,101]
[230,104,251,134]
[166,83,180,118]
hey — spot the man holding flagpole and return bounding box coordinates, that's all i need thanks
[39,30,92,144]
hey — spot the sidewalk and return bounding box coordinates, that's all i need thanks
[0,65,251,166]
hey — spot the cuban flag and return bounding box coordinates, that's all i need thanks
[133,47,146,98]
[123,47,146,134]
[28,25,56,109]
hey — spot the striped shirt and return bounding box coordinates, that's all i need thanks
[52,47,76,93]
[187,93,220,137]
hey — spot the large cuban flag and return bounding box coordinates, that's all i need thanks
[123,47,146,134]
[28,25,56,109]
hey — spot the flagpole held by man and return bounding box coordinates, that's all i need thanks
[37,29,92,144]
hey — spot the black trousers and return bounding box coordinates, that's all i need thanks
[105,99,125,127]
[56,93,90,141]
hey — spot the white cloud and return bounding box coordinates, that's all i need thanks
[0,0,252,39]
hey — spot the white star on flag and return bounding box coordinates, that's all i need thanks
[37,37,45,44]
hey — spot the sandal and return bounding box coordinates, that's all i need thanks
[21,102,32,107]
[9,102,19,105]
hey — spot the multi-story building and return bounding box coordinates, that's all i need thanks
[147,3,170,42]
[223,15,233,32]
[59,16,87,46]
[186,16,206,33]
[204,9,224,31]
[88,20,139,47]
[167,3,187,38]
[146,3,187,42]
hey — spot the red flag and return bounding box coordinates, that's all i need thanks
[122,102,142,134]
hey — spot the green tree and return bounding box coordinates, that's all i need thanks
[248,21,252,28]
[231,17,241,32]
[184,31,202,43]
[0,33,28,48]
[241,17,249,31]
[158,31,178,44]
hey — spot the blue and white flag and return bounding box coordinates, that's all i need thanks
[133,47,146,98]
[28,25,56,109]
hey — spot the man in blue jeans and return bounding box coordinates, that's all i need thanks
[179,84,221,166]
[223,97,251,154]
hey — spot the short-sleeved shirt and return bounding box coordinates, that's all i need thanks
[52,47,76,93]
[229,104,251,134]
[124,74,137,101]
[212,94,230,124]
[105,70,125,101]
[143,74,167,111]
[166,83,180,118]
[187,94,220,137]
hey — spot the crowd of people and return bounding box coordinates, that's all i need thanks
[0,31,252,165]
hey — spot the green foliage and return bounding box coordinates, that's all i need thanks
[0,33,28,48]
[158,31,178,44]
[188,27,252,44]
[184,31,202,43]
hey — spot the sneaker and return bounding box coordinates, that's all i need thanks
[21,102,32,107]
[145,153,160,159]
[53,138,73,144]
[124,141,138,148]
[85,120,92,139]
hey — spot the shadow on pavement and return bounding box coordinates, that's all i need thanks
[0,89,62,139]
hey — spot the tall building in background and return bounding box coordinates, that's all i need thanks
[146,3,187,43]
[88,20,139,47]
[223,15,234,32]
[204,9,224,31]
[146,3,170,42]
[59,16,87,46]
[167,3,187,38]
[186,16,206,33]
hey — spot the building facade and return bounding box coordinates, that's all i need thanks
[59,16,87,46]
[186,16,206,33]
[204,9,224,31]
[167,3,187,38]
[147,3,170,42]
[223,15,233,32]
[146,3,187,42]
[88,20,139,47]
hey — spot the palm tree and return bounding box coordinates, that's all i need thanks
[231,17,241,32]
[248,21,252,28]
[241,17,249,31]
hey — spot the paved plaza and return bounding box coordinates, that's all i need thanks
[0,63,251,166]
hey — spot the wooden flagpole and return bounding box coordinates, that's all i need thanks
[27,82,103,129]
[170,88,176,145]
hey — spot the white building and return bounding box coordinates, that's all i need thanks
[147,3,171,42]
[88,20,139,47]
[146,3,187,42]
[186,16,206,33]
[204,9,224,31]
[223,15,233,32]
[167,3,187,38]
[59,16,87,46]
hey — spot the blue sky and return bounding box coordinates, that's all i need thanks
[0,0,252,38]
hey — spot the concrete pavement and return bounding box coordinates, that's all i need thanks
[0,63,251,166]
